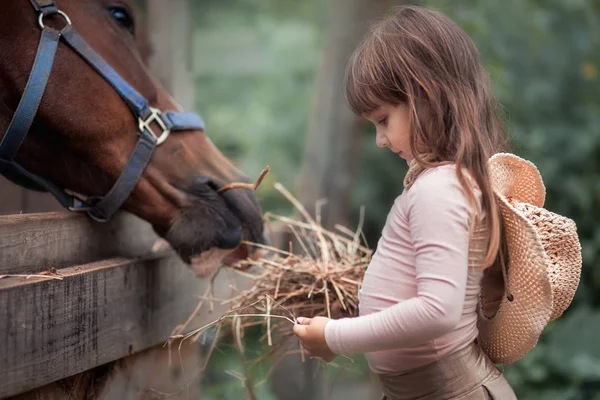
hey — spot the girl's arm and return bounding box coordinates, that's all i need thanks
[324,168,474,355]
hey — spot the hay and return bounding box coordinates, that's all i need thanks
[0,268,64,281]
[226,191,371,325]
[234,180,370,320]
[166,179,372,395]
[217,166,271,193]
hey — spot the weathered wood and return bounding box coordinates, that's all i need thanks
[0,255,234,399]
[12,342,206,400]
[0,212,165,275]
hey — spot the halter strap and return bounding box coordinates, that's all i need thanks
[0,27,60,162]
[29,0,58,16]
[60,25,150,117]
[0,2,206,222]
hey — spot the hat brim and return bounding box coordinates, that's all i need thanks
[477,193,553,365]
[489,153,546,208]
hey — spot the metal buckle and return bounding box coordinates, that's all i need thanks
[138,107,170,145]
[38,10,71,30]
[67,193,92,212]
[68,195,109,222]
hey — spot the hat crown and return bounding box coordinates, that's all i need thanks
[512,202,582,322]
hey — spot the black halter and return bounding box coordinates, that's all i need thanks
[0,0,206,222]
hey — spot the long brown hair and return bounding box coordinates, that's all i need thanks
[345,5,508,267]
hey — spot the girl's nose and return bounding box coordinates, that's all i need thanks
[376,133,389,148]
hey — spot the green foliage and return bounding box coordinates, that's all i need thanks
[192,1,325,216]
[501,307,600,399]
[199,327,279,400]
[189,0,600,398]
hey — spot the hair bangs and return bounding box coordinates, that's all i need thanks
[345,35,405,116]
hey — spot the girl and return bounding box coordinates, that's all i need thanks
[293,5,518,400]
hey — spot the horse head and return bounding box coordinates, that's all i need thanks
[0,0,265,277]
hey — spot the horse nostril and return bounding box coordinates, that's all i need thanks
[190,176,220,194]
[194,176,211,185]
[214,226,243,249]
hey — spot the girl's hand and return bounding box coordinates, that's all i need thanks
[292,316,336,362]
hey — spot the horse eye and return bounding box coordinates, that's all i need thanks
[107,6,135,35]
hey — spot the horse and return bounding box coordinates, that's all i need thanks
[0,0,265,278]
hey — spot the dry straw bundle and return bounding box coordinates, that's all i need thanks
[167,167,372,391]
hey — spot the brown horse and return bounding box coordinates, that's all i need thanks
[0,0,265,276]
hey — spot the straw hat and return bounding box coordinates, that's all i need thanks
[477,153,583,365]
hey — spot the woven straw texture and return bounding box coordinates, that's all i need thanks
[477,153,582,364]
[488,153,546,208]
[477,195,553,364]
[513,202,582,321]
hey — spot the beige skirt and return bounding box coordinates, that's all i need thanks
[378,342,517,400]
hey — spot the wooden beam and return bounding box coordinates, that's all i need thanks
[0,212,165,275]
[0,255,235,399]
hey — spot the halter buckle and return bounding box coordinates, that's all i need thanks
[38,10,71,30]
[67,192,92,212]
[138,107,170,145]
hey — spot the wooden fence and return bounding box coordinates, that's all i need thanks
[0,194,236,398]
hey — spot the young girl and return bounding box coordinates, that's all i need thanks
[293,5,518,400]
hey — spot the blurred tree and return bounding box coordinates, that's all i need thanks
[270,2,406,400]
[296,0,406,231]
[147,0,195,111]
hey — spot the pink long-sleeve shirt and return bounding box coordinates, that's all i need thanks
[324,164,488,374]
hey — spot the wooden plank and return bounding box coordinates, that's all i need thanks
[0,255,236,398]
[0,212,165,275]
[12,341,207,399]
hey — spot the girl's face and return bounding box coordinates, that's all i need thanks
[365,103,413,161]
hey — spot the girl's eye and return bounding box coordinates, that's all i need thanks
[378,117,388,125]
